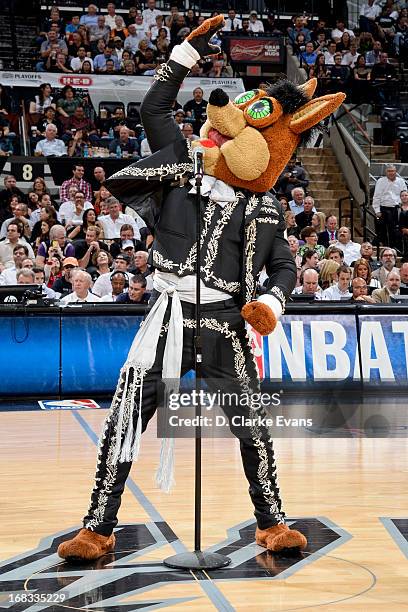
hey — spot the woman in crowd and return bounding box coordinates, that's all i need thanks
[56,86,83,120]
[29,83,55,115]
[27,191,40,214]
[284,210,299,239]
[122,60,137,75]
[309,54,330,95]
[90,249,113,281]
[287,234,302,285]
[155,27,170,58]
[77,25,91,48]
[82,208,104,237]
[120,49,133,69]
[337,31,352,54]
[32,177,49,198]
[110,16,129,41]
[67,32,85,59]
[30,205,59,245]
[80,60,94,74]
[353,55,372,103]
[298,226,326,259]
[67,129,92,157]
[319,259,340,290]
[94,185,110,216]
[352,257,381,288]
[279,195,289,212]
[33,218,56,254]
[45,254,62,287]
[301,249,320,272]
[185,9,198,29]
[311,211,326,234]
[125,6,138,27]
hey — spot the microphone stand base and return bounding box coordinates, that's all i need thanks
[163,550,231,571]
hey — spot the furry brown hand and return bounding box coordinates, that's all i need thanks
[186,15,224,58]
[241,301,277,336]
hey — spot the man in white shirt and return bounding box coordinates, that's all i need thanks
[150,14,170,41]
[60,269,100,304]
[332,227,361,265]
[331,19,355,42]
[70,47,94,72]
[360,0,381,33]
[323,265,352,300]
[249,11,264,34]
[34,124,67,157]
[99,197,142,239]
[222,8,242,32]
[124,24,146,54]
[104,2,118,29]
[0,223,34,268]
[142,0,162,29]
[292,268,323,299]
[59,188,93,224]
[0,244,31,285]
[289,187,316,216]
[324,41,337,65]
[92,254,133,296]
[372,164,406,248]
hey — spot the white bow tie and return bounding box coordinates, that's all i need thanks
[189,174,237,207]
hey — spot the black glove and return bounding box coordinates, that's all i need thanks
[186,15,224,58]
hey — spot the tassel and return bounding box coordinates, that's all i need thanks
[112,367,130,464]
[155,436,175,492]
[130,370,144,461]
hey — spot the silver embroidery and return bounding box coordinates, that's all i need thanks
[245,194,259,217]
[179,242,197,275]
[256,217,279,225]
[152,250,178,271]
[245,219,257,303]
[200,200,217,247]
[110,161,192,181]
[270,286,286,313]
[154,62,173,82]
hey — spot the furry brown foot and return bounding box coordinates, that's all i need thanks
[57,528,115,561]
[255,524,307,553]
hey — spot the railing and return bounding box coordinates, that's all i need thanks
[338,194,354,239]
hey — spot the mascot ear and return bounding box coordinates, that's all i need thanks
[289,92,345,134]
[298,78,317,98]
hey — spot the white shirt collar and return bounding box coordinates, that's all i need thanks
[189,174,237,207]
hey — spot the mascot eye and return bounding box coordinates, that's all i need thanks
[234,90,258,105]
[246,98,273,120]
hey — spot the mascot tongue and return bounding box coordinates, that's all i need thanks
[206,128,231,147]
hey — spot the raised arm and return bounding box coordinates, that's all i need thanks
[140,15,224,153]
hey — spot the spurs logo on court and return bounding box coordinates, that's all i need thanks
[0,519,349,611]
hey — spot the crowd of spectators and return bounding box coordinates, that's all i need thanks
[289,5,405,104]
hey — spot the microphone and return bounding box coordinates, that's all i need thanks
[193,146,204,182]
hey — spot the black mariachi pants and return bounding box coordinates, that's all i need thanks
[83,298,285,534]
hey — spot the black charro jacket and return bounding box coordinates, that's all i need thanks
[106,59,296,309]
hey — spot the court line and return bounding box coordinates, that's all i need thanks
[72,410,235,612]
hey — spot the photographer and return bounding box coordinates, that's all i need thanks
[275,156,309,199]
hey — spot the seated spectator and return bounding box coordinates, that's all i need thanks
[352,55,372,103]
[295,196,316,231]
[0,244,32,285]
[60,164,93,203]
[310,54,331,95]
[35,107,62,138]
[33,266,58,299]
[284,211,299,240]
[59,186,88,223]
[129,249,153,289]
[150,14,170,42]
[342,42,360,68]
[44,255,62,288]
[142,0,162,28]
[183,88,208,135]
[352,257,381,289]
[264,14,282,36]
[300,42,318,67]
[65,191,88,236]
[105,3,119,30]
[99,197,144,239]
[398,190,408,259]
[365,40,382,66]
[136,46,158,75]
[322,264,352,300]
[125,6,139,27]
[29,83,55,115]
[32,219,55,254]
[103,106,132,136]
[370,52,398,103]
[275,156,309,199]
[100,270,128,302]
[108,126,139,157]
[360,241,380,270]
[292,268,323,299]
[90,249,113,281]
[91,166,106,194]
[318,259,340,290]
[300,248,320,271]
[336,32,352,54]
[324,41,338,65]
[331,19,355,43]
[92,253,133,296]
[124,24,144,55]
[0,126,13,156]
[110,223,145,258]
[298,227,326,259]
[60,269,100,304]
[360,0,381,35]
[80,4,99,27]
[318,214,338,248]
[332,226,361,265]
[222,8,242,32]
[0,203,31,240]
[36,225,75,266]
[112,36,125,62]
[140,136,151,157]
[37,32,68,72]
[94,46,120,72]
[351,277,375,302]
[248,11,264,33]
[65,14,80,36]
[182,123,199,141]
[30,203,59,243]
[327,53,351,94]
[311,211,326,234]
[399,261,408,287]
[63,106,99,146]
[372,269,401,302]
[42,6,64,34]
[34,124,67,157]
[74,225,109,267]
[110,16,129,41]
[46,51,73,74]
[89,16,111,49]
[287,15,311,44]
[289,187,316,216]
[70,49,94,73]
[0,221,34,268]
[51,256,78,296]
[322,245,345,265]
[67,129,93,157]
[16,267,35,285]
[67,31,89,59]
[371,247,398,286]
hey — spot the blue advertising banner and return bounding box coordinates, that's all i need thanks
[0,313,60,395]
[60,313,142,394]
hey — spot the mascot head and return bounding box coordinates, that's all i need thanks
[191,79,345,193]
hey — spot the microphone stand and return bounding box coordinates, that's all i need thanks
[163,163,231,571]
